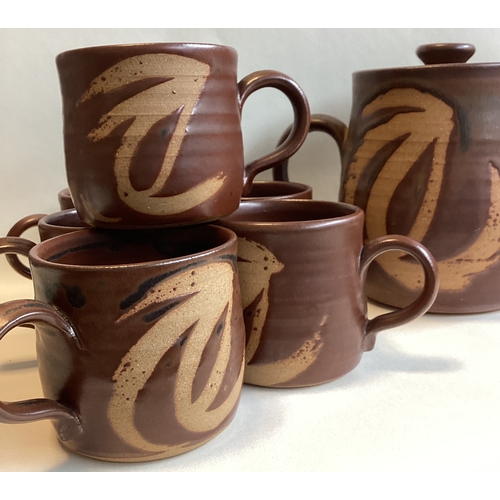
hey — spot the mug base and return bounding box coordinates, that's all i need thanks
[243,353,363,388]
[59,420,232,463]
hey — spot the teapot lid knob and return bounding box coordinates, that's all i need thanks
[416,43,476,65]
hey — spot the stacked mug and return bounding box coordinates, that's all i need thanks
[0,42,439,463]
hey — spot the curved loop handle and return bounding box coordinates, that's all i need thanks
[359,235,439,352]
[5,214,45,278]
[0,299,82,441]
[272,113,348,182]
[1,236,37,279]
[238,70,310,195]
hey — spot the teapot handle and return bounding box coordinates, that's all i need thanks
[272,113,347,182]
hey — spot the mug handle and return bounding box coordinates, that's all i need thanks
[5,214,45,278]
[272,113,348,181]
[0,298,83,440]
[1,235,38,279]
[358,235,439,351]
[238,70,310,194]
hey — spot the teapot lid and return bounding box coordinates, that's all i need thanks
[353,42,500,77]
[415,43,475,65]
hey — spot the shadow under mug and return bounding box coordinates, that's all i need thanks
[0,225,245,462]
[217,199,439,388]
[57,180,313,213]
[56,42,310,229]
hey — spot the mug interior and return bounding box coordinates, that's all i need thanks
[33,225,234,268]
[57,42,235,58]
[221,200,359,224]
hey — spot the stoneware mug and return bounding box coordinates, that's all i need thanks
[218,199,439,388]
[5,209,90,278]
[0,225,245,462]
[278,44,500,313]
[56,42,310,229]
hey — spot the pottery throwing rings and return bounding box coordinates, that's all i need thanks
[56,43,310,229]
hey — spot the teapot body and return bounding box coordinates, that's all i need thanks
[340,58,500,313]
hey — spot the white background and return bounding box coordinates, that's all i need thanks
[2,28,500,483]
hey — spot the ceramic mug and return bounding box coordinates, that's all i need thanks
[218,199,439,388]
[0,225,245,462]
[5,209,90,278]
[56,42,310,229]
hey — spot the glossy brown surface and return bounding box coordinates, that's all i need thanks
[56,43,310,229]
[416,43,475,65]
[0,225,245,462]
[218,199,438,388]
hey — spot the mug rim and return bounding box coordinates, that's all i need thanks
[243,180,312,200]
[39,208,89,229]
[56,42,237,59]
[29,224,237,272]
[219,199,363,231]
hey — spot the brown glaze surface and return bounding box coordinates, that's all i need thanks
[56,43,310,229]
[218,199,438,388]
[0,225,245,462]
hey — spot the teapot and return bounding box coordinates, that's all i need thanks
[275,43,500,314]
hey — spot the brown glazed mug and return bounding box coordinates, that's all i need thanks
[218,199,439,388]
[276,44,500,313]
[5,209,90,278]
[56,42,310,229]
[0,225,245,462]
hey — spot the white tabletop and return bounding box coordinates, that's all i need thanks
[1,256,499,473]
